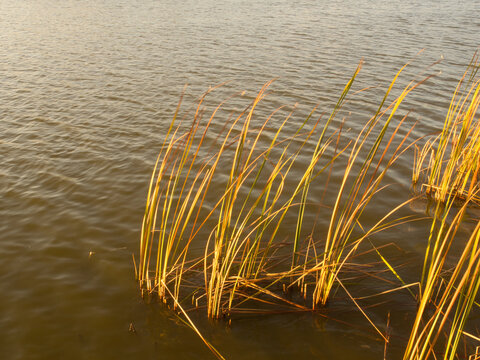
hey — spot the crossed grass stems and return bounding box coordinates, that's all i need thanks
[136,56,480,359]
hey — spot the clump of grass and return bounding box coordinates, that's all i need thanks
[136,60,439,357]
[413,53,480,205]
[310,63,423,307]
[403,57,480,360]
[403,190,480,360]
[203,80,313,318]
[137,62,429,311]
[136,79,324,313]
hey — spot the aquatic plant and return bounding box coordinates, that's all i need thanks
[135,60,446,358]
[403,191,480,360]
[403,56,480,359]
[413,53,480,205]
[310,64,423,307]
[137,62,422,312]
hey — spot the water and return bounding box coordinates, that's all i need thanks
[1,0,479,358]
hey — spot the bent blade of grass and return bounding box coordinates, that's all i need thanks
[369,239,417,300]
[161,280,226,360]
[336,276,388,342]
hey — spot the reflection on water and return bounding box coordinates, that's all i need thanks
[1,0,479,358]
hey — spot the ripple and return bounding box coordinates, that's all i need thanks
[1,0,479,359]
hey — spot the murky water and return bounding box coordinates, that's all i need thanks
[1,0,479,359]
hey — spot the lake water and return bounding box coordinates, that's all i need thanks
[1,0,479,359]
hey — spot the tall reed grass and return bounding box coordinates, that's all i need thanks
[137,61,428,318]
[403,190,480,360]
[413,53,480,205]
[136,59,480,358]
[401,54,480,360]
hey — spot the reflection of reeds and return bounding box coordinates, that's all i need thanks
[413,53,480,205]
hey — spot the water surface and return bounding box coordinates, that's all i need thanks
[1,0,479,359]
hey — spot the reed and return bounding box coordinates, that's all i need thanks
[308,64,431,307]
[403,191,480,360]
[203,71,358,318]
[136,79,325,315]
[137,83,247,301]
[137,61,429,308]
[404,57,480,359]
[136,60,449,360]
[204,80,307,318]
[130,52,480,360]
[413,53,480,205]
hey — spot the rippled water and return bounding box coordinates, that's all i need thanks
[1,0,479,359]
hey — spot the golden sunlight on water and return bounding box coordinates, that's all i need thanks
[1,0,479,359]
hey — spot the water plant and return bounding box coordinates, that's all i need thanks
[402,55,480,360]
[412,53,480,205]
[135,59,459,359]
[310,64,423,307]
[403,191,480,360]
